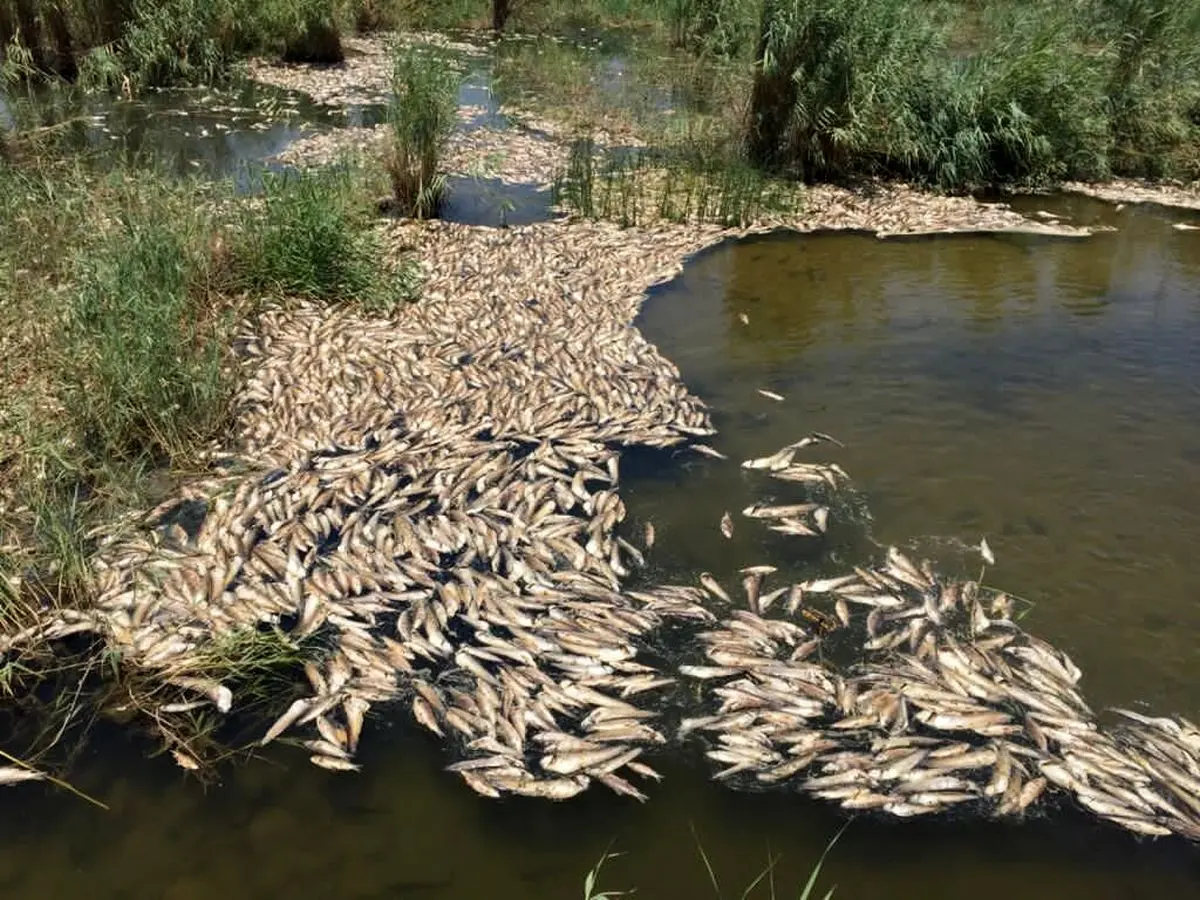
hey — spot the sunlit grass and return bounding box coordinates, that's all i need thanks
[383,44,459,218]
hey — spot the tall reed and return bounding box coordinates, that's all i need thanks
[554,129,803,227]
[383,45,459,219]
[1,0,351,89]
[745,0,1200,188]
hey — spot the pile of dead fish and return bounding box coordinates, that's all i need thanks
[92,418,714,798]
[10,163,1189,836]
[680,441,1200,842]
[78,219,726,800]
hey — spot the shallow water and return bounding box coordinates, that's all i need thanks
[3,197,1200,899]
[442,175,559,227]
[1,80,347,189]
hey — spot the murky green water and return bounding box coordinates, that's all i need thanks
[3,197,1199,899]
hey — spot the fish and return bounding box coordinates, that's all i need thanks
[720,512,734,539]
[643,521,656,549]
[310,754,361,772]
[757,389,785,402]
[699,573,732,604]
[261,698,312,746]
[171,750,201,771]
[0,766,46,786]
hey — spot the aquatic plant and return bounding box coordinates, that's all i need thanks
[581,828,844,900]
[383,44,459,218]
[554,129,803,227]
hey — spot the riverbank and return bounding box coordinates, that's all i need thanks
[248,30,1200,214]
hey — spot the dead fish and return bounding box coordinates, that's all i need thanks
[310,754,361,773]
[699,573,732,604]
[679,665,743,679]
[170,749,201,772]
[742,572,763,611]
[740,565,778,576]
[261,698,311,746]
[412,696,444,736]
[738,312,750,325]
[720,512,734,539]
[757,389,785,402]
[643,521,656,549]
[0,766,46,786]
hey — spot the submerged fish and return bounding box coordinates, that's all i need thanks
[720,512,734,540]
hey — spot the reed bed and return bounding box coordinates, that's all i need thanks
[746,0,1200,188]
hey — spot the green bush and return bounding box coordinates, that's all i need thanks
[231,168,391,304]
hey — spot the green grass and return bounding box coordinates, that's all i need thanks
[234,166,417,309]
[64,183,229,467]
[554,128,803,227]
[383,44,459,218]
[581,826,846,900]
[667,0,759,56]
[746,0,1200,189]
[0,145,412,746]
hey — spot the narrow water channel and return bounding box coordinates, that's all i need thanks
[2,197,1198,899]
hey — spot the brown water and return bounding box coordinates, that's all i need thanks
[2,197,1199,899]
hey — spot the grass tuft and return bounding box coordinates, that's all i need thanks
[232,167,406,307]
[383,44,459,219]
[63,185,230,467]
[554,128,804,228]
